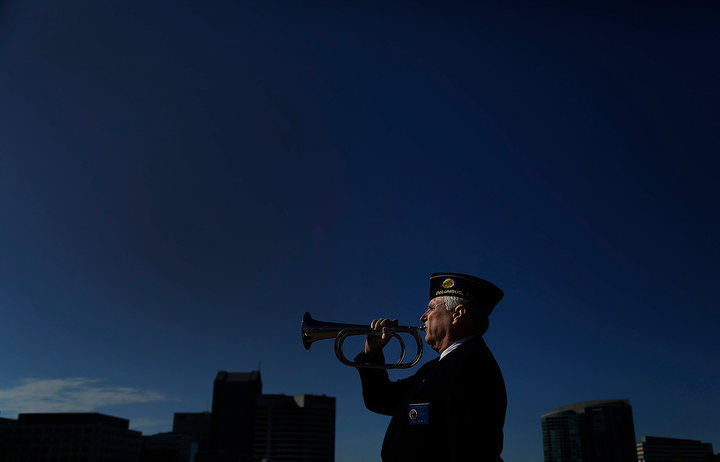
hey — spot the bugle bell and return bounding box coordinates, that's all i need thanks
[301,312,425,369]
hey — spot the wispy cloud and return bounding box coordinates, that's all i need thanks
[0,378,168,417]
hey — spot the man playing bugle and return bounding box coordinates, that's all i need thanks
[355,272,507,462]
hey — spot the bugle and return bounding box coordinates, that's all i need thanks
[301,312,425,369]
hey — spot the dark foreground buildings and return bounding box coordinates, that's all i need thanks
[253,394,335,462]
[0,413,141,462]
[173,412,211,451]
[542,399,637,462]
[140,432,198,462]
[637,436,714,462]
[175,371,335,462]
[0,371,335,462]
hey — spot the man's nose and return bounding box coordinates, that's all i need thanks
[419,311,428,322]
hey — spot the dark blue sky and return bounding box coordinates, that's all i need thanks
[1,1,718,461]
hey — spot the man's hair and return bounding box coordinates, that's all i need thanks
[442,295,489,335]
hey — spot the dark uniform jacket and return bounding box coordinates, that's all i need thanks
[355,336,506,462]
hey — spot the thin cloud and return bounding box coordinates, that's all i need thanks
[0,378,168,417]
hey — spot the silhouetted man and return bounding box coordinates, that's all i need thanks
[355,272,506,462]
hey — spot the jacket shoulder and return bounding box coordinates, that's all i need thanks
[445,337,505,386]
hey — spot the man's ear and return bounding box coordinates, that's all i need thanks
[452,304,468,323]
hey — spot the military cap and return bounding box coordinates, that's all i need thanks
[429,272,504,315]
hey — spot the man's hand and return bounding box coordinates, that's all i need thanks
[363,318,398,355]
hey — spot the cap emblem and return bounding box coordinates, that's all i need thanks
[409,408,418,420]
[442,278,455,289]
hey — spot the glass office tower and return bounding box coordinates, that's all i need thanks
[542,399,637,462]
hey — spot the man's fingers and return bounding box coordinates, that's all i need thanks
[368,317,399,346]
[365,317,401,354]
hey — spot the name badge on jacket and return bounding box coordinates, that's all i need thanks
[408,403,429,425]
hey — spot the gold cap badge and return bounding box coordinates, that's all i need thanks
[442,278,455,289]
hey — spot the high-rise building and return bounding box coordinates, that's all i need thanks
[188,371,336,462]
[196,371,262,462]
[252,394,335,462]
[637,436,713,462]
[0,413,141,462]
[542,399,637,462]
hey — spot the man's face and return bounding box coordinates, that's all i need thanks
[419,297,454,353]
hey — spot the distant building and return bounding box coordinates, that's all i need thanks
[542,399,637,462]
[0,417,16,427]
[637,436,713,462]
[141,432,197,462]
[194,371,263,462]
[0,412,141,462]
[190,371,336,462]
[173,412,212,450]
[253,394,335,462]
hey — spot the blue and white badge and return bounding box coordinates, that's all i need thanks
[408,403,429,425]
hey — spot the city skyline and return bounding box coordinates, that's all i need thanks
[1,387,715,452]
[1,1,719,461]
[2,407,714,462]
[0,369,337,462]
[1,372,716,459]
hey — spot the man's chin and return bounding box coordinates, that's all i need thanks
[424,334,435,349]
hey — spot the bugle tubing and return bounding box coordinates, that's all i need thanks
[301,312,425,369]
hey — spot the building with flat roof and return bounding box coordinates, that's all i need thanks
[637,436,713,462]
[542,399,637,462]
[193,371,262,462]
[252,394,335,462]
[0,412,141,462]
[0,417,16,427]
[187,371,336,462]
